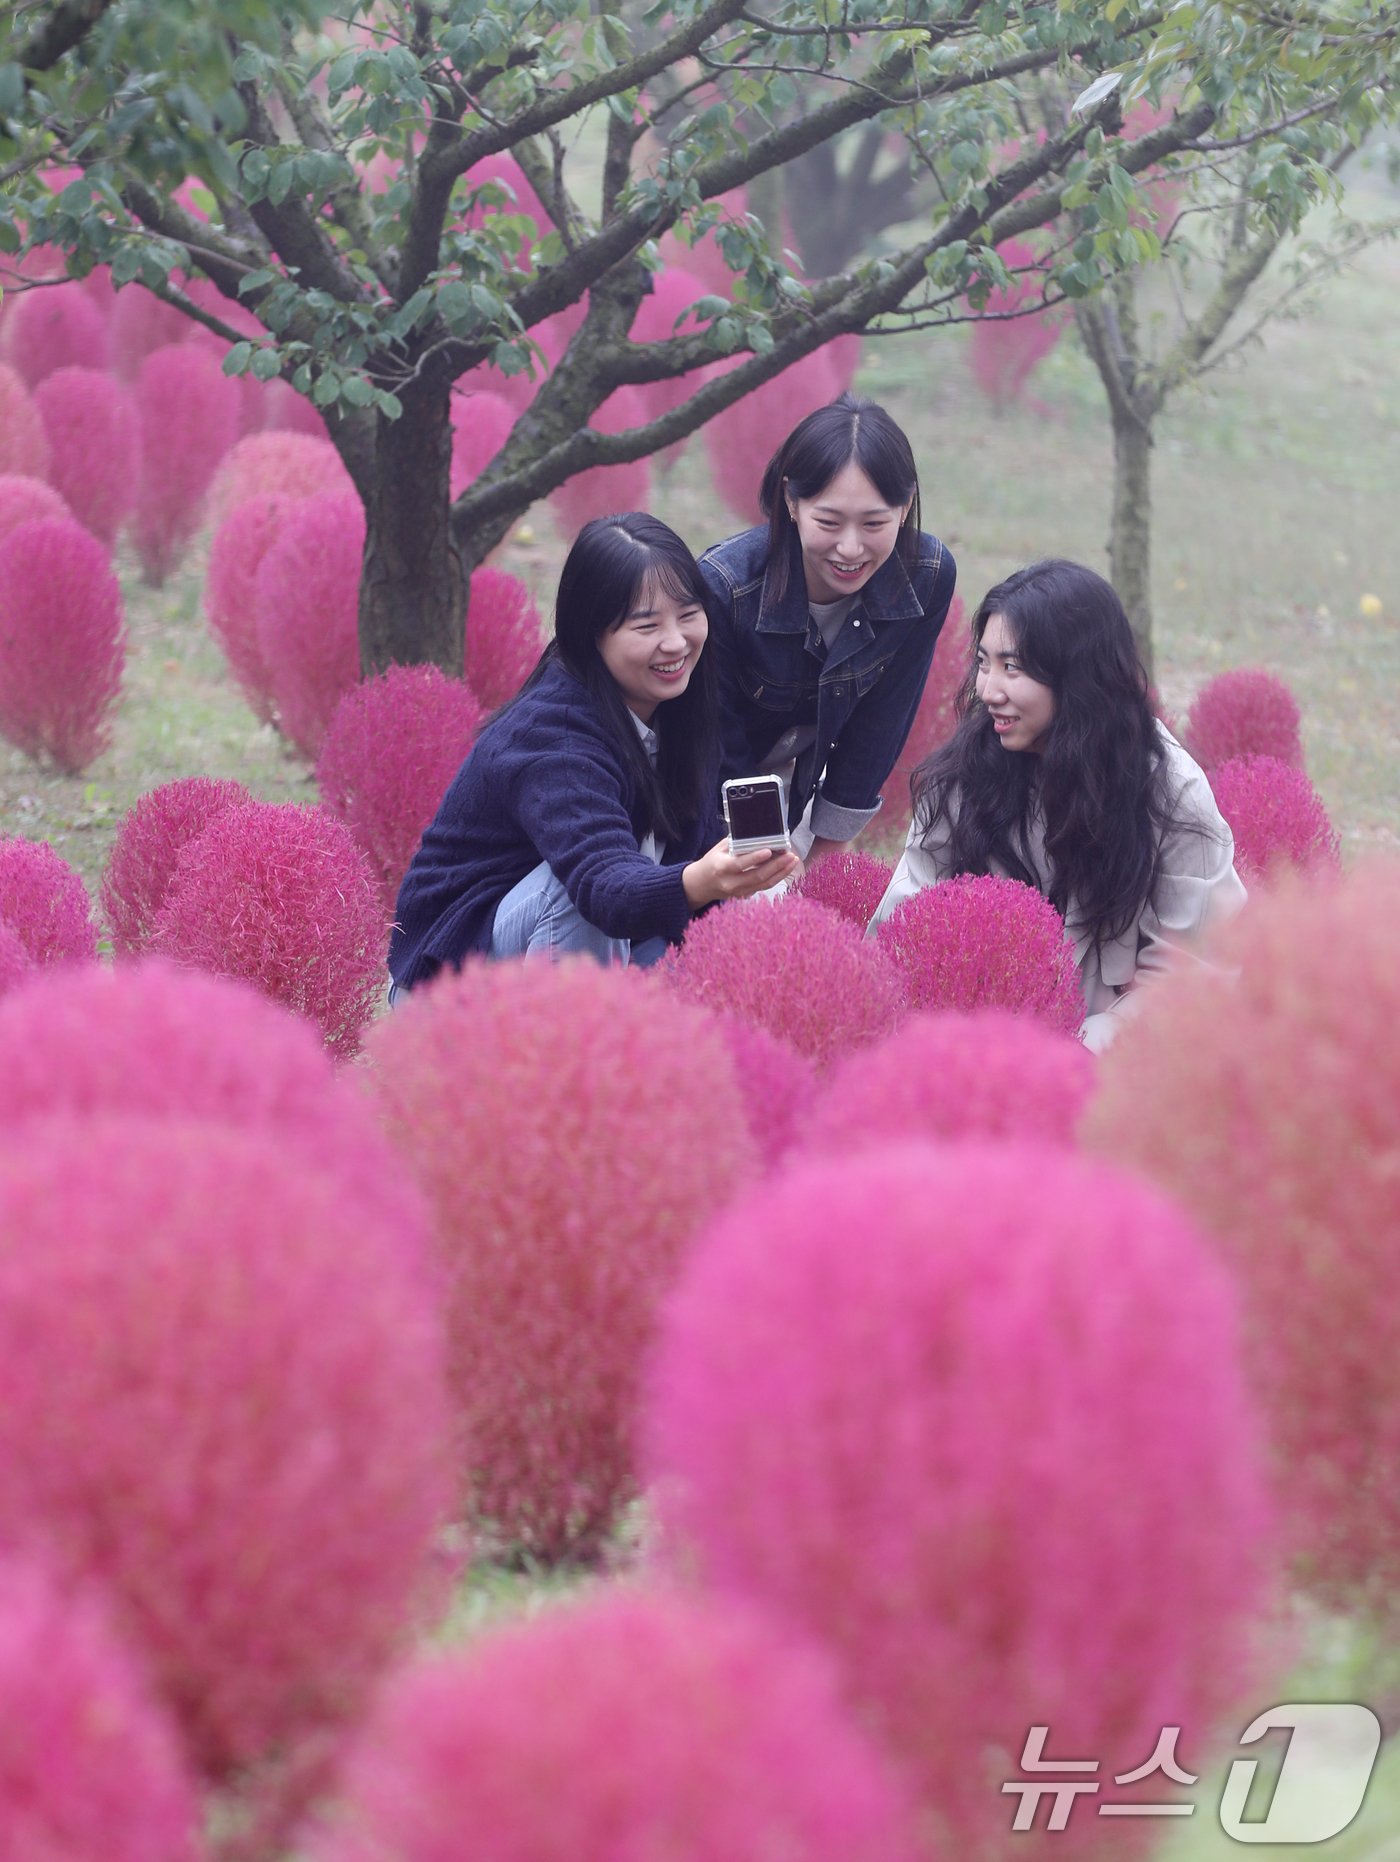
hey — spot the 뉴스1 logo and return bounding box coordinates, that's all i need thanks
[1002,1704,1382,1843]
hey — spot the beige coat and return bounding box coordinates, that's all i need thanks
[868,728,1246,1052]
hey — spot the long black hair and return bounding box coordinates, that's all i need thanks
[757,392,921,604]
[500,512,718,843]
[912,559,1194,947]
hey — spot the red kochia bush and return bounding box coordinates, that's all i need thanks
[547,385,652,540]
[1183,666,1305,771]
[804,1008,1093,1158]
[874,873,1084,1035]
[0,923,33,999]
[0,517,125,772]
[0,278,110,386]
[794,850,894,928]
[464,564,545,709]
[0,364,50,480]
[644,1142,1275,1855]
[663,896,906,1071]
[449,388,515,497]
[1085,861,1400,1627]
[712,1012,818,1165]
[151,801,387,1059]
[966,238,1063,410]
[206,431,350,530]
[34,366,139,547]
[704,345,846,523]
[130,343,241,584]
[312,1588,917,1862]
[0,1116,453,1783]
[203,492,292,720]
[317,667,484,911]
[0,836,99,967]
[366,962,757,1559]
[0,470,72,545]
[881,594,968,836]
[1209,753,1341,886]
[100,777,253,954]
[109,282,195,379]
[0,1556,204,1862]
[255,492,364,757]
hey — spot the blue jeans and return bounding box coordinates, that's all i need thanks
[490,861,668,968]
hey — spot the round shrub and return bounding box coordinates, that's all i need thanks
[0,1115,453,1782]
[1183,667,1304,772]
[0,364,50,481]
[1084,860,1400,1626]
[464,565,545,709]
[203,491,291,721]
[663,896,906,1071]
[803,1007,1093,1159]
[0,471,73,547]
[34,366,139,547]
[0,921,35,1002]
[109,283,195,379]
[205,431,350,532]
[1209,753,1340,887]
[629,264,712,448]
[0,278,110,386]
[312,1587,917,1862]
[703,346,846,523]
[644,1141,1276,1853]
[0,516,125,772]
[712,1012,817,1165]
[255,491,364,758]
[365,961,758,1560]
[449,388,515,497]
[100,777,254,955]
[547,386,652,541]
[794,849,894,929]
[0,836,98,967]
[881,594,968,836]
[317,666,483,911]
[130,343,241,584]
[0,1555,204,1862]
[873,873,1083,1035]
[150,800,388,1059]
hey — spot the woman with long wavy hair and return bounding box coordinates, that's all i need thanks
[869,558,1245,1050]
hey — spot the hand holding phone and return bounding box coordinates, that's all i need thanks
[721,775,792,856]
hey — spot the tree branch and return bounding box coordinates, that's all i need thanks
[13,0,117,71]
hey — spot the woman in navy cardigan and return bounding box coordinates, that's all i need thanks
[389,513,798,992]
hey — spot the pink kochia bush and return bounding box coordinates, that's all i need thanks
[0,923,33,1001]
[643,1142,1276,1855]
[366,962,758,1559]
[0,518,124,772]
[874,873,1084,1035]
[0,1556,204,1862]
[312,1587,917,1862]
[203,491,292,720]
[317,667,484,910]
[130,343,241,584]
[255,491,364,757]
[1183,666,1305,772]
[663,896,906,1071]
[712,1013,818,1164]
[150,801,388,1058]
[547,385,652,540]
[464,565,545,709]
[881,593,968,835]
[0,836,99,969]
[1209,753,1340,887]
[100,777,253,955]
[966,238,1063,410]
[0,278,110,386]
[704,344,847,523]
[804,1007,1094,1157]
[794,849,894,928]
[0,1116,453,1784]
[0,364,51,480]
[205,431,350,531]
[1085,861,1400,1627]
[34,366,139,547]
[0,470,72,545]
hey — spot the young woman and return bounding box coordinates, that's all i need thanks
[869,558,1246,1051]
[389,513,797,992]
[699,392,956,865]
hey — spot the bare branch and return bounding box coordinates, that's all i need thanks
[13,0,118,71]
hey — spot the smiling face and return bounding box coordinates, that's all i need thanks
[786,460,912,604]
[976,611,1057,753]
[596,575,709,724]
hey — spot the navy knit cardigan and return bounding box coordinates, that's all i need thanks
[388,658,714,988]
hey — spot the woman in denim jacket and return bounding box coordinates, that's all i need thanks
[699,393,957,864]
[389,513,797,993]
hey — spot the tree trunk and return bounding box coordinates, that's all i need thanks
[358,378,464,675]
[1107,401,1155,679]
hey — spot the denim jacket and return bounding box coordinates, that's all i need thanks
[698,524,957,841]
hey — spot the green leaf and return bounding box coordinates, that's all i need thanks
[340,373,374,406]
[250,346,281,381]
[375,389,403,419]
[222,341,253,375]
[312,370,340,406]
[0,63,24,116]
